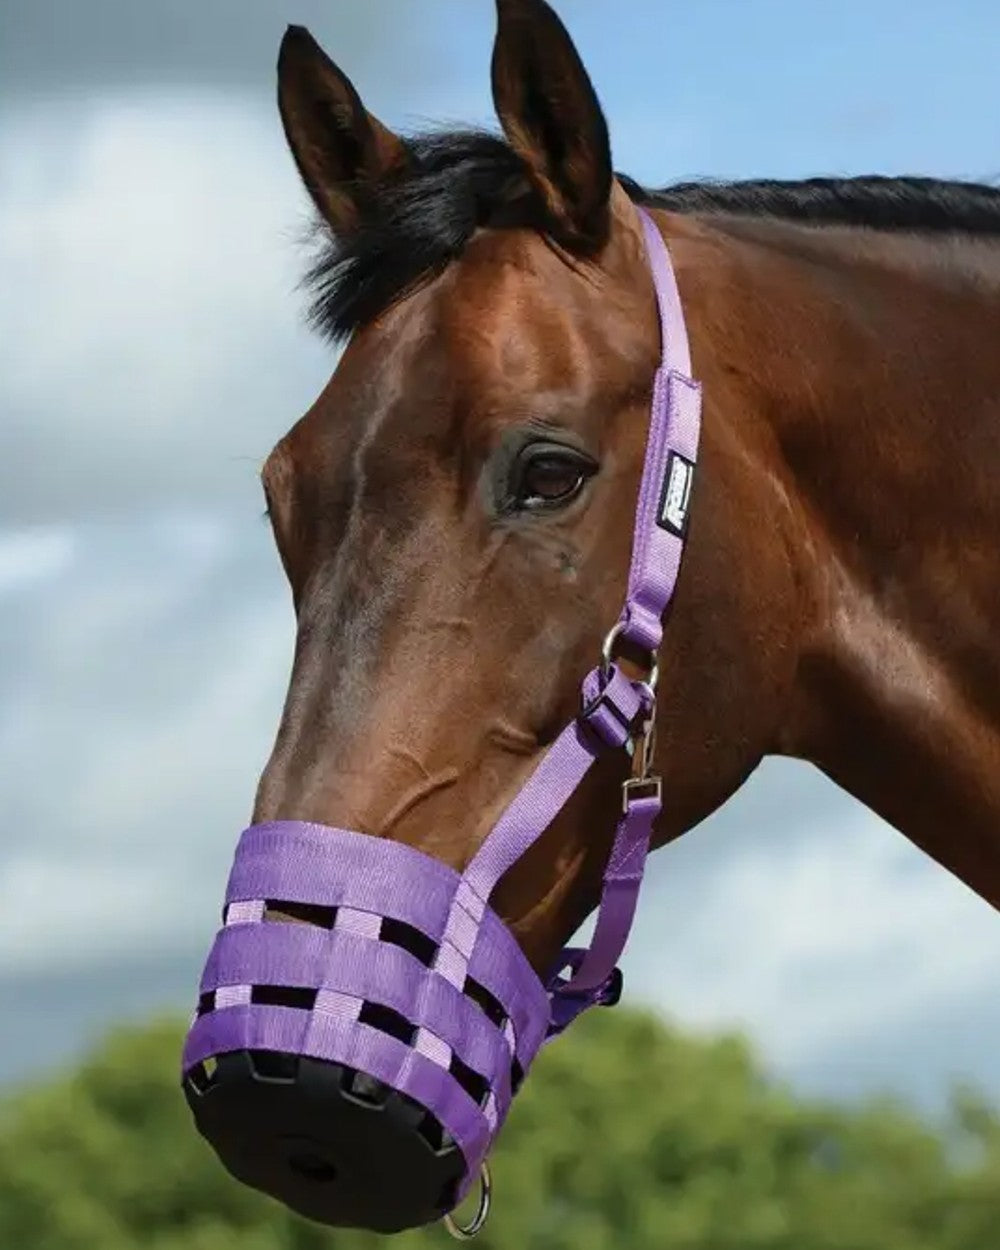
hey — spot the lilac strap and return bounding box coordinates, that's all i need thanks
[547,211,701,1019]
[618,210,701,656]
[461,666,645,902]
[640,208,692,377]
[442,207,702,1029]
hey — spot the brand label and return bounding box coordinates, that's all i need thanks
[657,451,694,536]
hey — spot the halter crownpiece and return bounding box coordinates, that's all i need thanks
[181,206,702,1237]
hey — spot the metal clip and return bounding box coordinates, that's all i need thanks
[622,711,661,813]
[443,1162,492,1240]
[632,713,657,780]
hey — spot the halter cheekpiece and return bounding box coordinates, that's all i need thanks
[182,207,702,1237]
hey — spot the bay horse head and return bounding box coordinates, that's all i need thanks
[183,0,1000,1235]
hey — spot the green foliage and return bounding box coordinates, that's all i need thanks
[1,1009,997,1250]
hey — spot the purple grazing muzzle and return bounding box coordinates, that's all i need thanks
[181,208,702,1237]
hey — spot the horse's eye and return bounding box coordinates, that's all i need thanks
[514,448,595,511]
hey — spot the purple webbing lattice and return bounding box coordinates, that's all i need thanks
[183,206,702,1207]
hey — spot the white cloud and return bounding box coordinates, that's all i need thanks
[0,510,293,973]
[622,776,1000,1093]
[0,525,77,594]
[0,93,332,524]
[0,853,190,971]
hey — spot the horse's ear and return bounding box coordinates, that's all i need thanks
[491,0,612,252]
[277,25,408,233]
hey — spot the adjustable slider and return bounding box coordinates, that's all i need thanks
[580,668,643,752]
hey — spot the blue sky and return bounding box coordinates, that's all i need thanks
[2,0,999,1109]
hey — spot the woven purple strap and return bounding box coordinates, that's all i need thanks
[443,207,702,1033]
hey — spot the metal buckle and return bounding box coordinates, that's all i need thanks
[622,774,662,814]
[443,1162,492,1240]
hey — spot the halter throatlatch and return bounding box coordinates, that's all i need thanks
[181,208,702,1237]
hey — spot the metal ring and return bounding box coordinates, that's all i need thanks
[600,621,626,672]
[601,621,660,693]
[443,1162,492,1240]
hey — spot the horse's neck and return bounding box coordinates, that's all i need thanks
[707,218,1000,908]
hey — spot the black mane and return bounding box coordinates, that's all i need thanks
[304,128,1000,344]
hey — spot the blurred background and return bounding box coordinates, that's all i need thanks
[2,1,1000,1244]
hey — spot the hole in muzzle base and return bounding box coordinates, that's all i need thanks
[285,1138,339,1184]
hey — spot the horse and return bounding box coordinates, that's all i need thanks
[188,0,1000,1234]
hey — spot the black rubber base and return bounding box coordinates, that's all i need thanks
[184,1050,465,1233]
